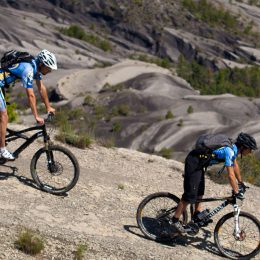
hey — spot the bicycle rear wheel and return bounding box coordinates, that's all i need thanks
[30,145,80,194]
[136,192,188,242]
[214,211,260,259]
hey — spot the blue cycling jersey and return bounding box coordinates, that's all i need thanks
[210,144,238,167]
[0,59,42,89]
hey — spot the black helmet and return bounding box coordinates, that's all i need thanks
[236,132,257,150]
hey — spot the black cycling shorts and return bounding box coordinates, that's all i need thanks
[181,151,207,203]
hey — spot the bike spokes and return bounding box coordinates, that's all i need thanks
[137,193,187,242]
[31,145,79,194]
[215,213,260,259]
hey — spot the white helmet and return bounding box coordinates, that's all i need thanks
[37,49,57,70]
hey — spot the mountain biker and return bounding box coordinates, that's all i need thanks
[0,49,57,160]
[172,132,257,233]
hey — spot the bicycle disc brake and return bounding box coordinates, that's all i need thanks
[186,222,200,236]
[235,230,246,241]
[48,162,63,176]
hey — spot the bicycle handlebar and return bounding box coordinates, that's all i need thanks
[45,112,55,123]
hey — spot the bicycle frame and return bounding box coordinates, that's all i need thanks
[191,196,240,228]
[4,124,49,160]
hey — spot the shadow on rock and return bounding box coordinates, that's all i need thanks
[0,165,68,197]
[124,223,222,257]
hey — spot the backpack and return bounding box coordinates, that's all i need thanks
[1,50,34,70]
[0,50,35,94]
[195,133,233,153]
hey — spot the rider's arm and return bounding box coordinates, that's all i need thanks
[226,166,239,193]
[25,88,44,124]
[36,79,55,114]
[233,159,243,183]
[224,147,239,193]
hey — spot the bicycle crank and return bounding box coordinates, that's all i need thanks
[186,222,200,236]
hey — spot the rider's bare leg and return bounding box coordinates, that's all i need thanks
[174,199,189,219]
[195,196,203,212]
[0,109,8,148]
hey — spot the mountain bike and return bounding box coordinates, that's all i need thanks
[136,187,260,259]
[1,113,80,195]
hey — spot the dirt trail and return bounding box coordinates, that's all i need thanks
[0,124,259,259]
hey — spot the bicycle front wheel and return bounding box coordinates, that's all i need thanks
[30,145,80,194]
[214,211,260,259]
[136,192,188,242]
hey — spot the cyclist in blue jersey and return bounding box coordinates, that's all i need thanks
[171,132,257,233]
[0,49,57,160]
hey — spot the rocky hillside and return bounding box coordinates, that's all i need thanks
[0,123,259,259]
[1,0,260,160]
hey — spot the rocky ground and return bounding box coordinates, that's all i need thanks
[0,123,258,259]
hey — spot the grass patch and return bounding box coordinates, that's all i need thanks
[238,154,260,186]
[165,110,174,119]
[94,105,106,119]
[111,121,122,133]
[83,95,95,106]
[101,83,125,93]
[5,93,18,122]
[56,132,92,149]
[207,155,260,187]
[129,53,172,69]
[177,119,184,127]
[59,24,112,52]
[182,0,240,32]
[15,228,44,256]
[187,105,194,114]
[111,104,130,117]
[54,109,93,149]
[74,244,88,260]
[177,55,260,97]
[117,183,125,190]
[97,137,115,148]
[159,148,172,159]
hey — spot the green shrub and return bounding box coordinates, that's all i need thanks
[177,119,184,127]
[117,183,125,190]
[68,108,84,120]
[15,228,44,256]
[129,54,172,69]
[248,0,260,7]
[165,110,174,119]
[133,0,143,5]
[60,25,112,52]
[97,137,115,148]
[83,95,95,106]
[56,132,92,149]
[111,121,122,132]
[101,83,125,93]
[111,83,125,92]
[7,102,18,122]
[117,104,130,116]
[110,104,130,117]
[94,105,106,119]
[74,244,88,260]
[159,148,172,159]
[238,154,260,186]
[182,0,237,30]
[187,105,194,114]
[177,55,260,97]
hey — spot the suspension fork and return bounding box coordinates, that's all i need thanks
[43,130,54,167]
[233,204,241,238]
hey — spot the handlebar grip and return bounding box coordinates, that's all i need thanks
[45,112,55,123]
